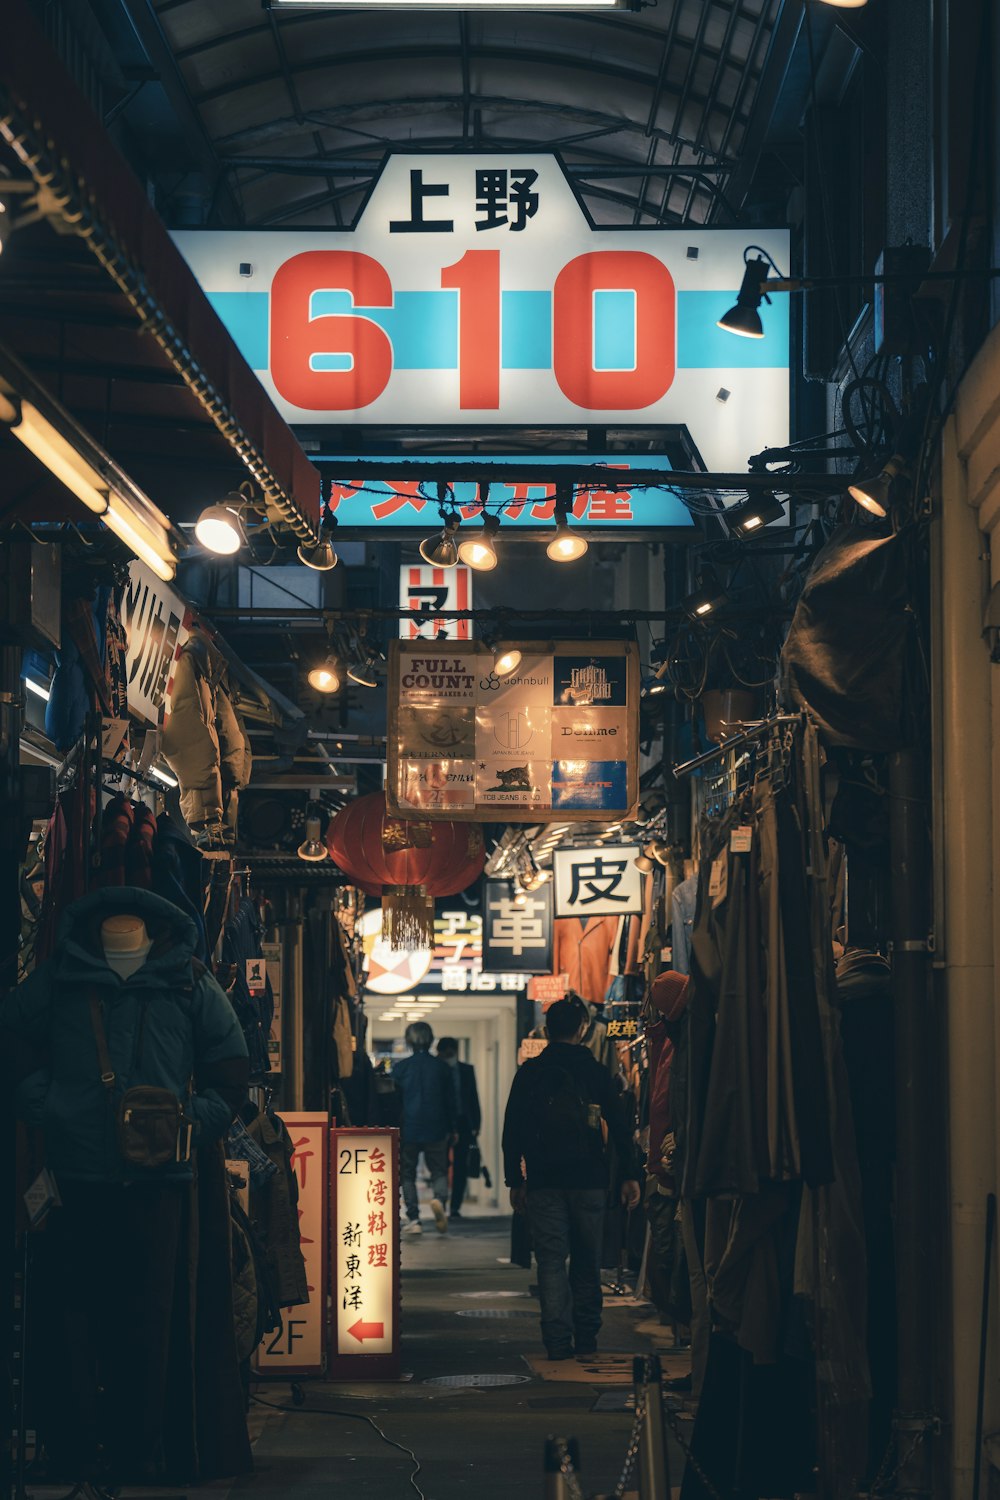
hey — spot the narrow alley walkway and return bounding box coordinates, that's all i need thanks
[225,1217,687,1500]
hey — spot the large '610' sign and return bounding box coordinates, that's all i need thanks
[174,154,790,473]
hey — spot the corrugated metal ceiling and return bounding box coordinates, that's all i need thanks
[150,0,792,227]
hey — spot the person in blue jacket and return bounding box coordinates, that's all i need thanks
[392,1021,457,1236]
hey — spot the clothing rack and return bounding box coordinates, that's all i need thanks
[672,712,803,780]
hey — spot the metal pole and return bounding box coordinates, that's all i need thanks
[634,1355,670,1500]
[281,890,306,1110]
[889,744,935,1498]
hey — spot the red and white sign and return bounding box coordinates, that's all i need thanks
[528,973,570,1003]
[399,564,472,641]
[257,1112,328,1375]
[329,1128,401,1380]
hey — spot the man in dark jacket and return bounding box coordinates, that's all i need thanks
[393,1021,456,1236]
[503,994,641,1361]
[436,1036,481,1220]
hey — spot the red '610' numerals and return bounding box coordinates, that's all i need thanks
[270,249,676,412]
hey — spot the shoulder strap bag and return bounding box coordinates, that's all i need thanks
[89,982,194,1170]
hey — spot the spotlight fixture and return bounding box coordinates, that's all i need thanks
[717,255,773,339]
[419,511,461,568]
[307,655,343,693]
[546,489,589,563]
[194,501,246,556]
[512,885,528,909]
[298,518,339,571]
[848,457,905,519]
[347,653,380,688]
[683,568,727,620]
[723,494,786,538]
[297,815,329,863]
[457,511,500,572]
[493,647,522,679]
[634,844,656,873]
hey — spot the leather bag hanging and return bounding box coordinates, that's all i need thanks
[89,989,192,1169]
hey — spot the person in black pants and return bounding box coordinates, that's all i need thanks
[436,1037,481,1220]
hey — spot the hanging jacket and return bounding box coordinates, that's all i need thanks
[645,971,690,1189]
[161,637,223,833]
[0,886,249,1184]
[221,899,274,1077]
[215,683,252,842]
[245,1109,310,1308]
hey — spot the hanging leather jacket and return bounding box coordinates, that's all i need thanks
[162,636,223,834]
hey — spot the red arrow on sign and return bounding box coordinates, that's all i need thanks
[348,1318,385,1344]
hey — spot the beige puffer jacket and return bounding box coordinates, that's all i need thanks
[162,637,252,840]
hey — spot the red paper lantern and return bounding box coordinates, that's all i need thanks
[326,793,484,945]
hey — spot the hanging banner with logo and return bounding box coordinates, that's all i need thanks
[122,562,193,725]
[552,844,644,917]
[173,153,789,473]
[328,1127,401,1380]
[387,640,639,823]
[482,878,554,974]
[399,564,473,640]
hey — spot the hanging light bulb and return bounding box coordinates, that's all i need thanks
[194,502,245,555]
[347,653,380,688]
[717,256,772,339]
[298,518,339,570]
[419,511,461,568]
[297,815,328,862]
[848,456,905,519]
[493,647,522,679]
[545,482,589,562]
[307,654,343,693]
[458,490,500,571]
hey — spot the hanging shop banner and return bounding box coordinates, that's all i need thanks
[256,1113,328,1375]
[552,844,644,918]
[262,940,282,1072]
[328,1127,402,1380]
[325,455,694,536]
[482,877,554,974]
[122,561,193,725]
[387,639,639,824]
[359,907,434,994]
[172,154,789,473]
[399,564,473,640]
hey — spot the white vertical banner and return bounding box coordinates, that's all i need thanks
[399,565,472,640]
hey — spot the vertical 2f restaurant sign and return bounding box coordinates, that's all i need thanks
[387,639,639,823]
[173,155,790,473]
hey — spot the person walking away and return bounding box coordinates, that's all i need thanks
[393,1021,456,1235]
[502,994,641,1360]
[436,1036,481,1220]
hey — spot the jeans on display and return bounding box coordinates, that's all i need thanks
[401,1139,450,1219]
[526,1187,607,1356]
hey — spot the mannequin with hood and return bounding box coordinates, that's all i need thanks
[1,886,251,1489]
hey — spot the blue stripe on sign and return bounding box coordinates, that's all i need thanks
[310,290,457,370]
[593,290,636,371]
[206,291,269,370]
[206,284,789,375]
[501,291,551,369]
[676,290,789,368]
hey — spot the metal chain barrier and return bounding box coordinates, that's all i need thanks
[611,1396,645,1499]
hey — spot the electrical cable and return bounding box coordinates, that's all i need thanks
[250,1394,426,1500]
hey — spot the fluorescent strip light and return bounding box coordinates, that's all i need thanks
[3,395,108,515]
[149,765,179,788]
[23,676,51,703]
[105,496,177,582]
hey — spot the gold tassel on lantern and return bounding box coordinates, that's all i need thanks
[382,884,435,950]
